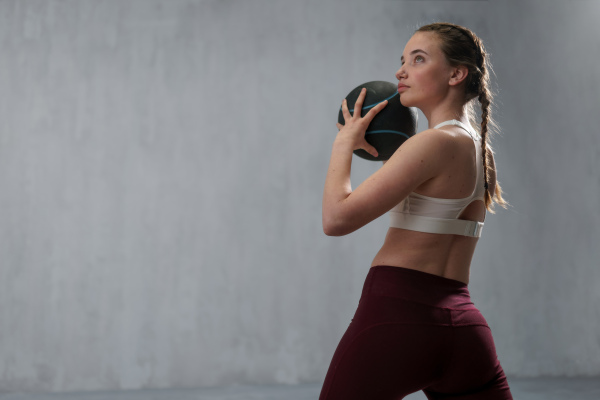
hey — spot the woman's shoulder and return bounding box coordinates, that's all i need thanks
[417,127,499,198]
[408,126,467,145]
[385,128,460,174]
[397,127,463,158]
[414,126,457,139]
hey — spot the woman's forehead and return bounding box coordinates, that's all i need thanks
[403,32,437,55]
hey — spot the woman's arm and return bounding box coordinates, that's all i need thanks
[322,129,454,236]
[322,88,385,236]
[322,138,356,236]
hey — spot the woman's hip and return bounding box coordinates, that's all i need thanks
[355,265,489,328]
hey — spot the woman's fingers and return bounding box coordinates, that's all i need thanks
[353,88,366,118]
[341,99,352,122]
[340,92,387,131]
[365,100,388,122]
[362,140,379,158]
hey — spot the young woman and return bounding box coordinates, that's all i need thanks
[320,23,513,400]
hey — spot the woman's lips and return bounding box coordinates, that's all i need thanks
[398,86,409,92]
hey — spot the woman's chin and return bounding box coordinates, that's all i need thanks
[399,97,413,108]
[399,94,420,109]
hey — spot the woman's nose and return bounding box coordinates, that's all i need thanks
[395,67,405,81]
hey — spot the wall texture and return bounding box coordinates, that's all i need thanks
[0,0,598,393]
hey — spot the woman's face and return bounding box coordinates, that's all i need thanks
[395,32,453,109]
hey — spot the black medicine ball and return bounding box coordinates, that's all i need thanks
[338,81,418,161]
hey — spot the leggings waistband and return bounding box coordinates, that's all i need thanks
[364,265,476,309]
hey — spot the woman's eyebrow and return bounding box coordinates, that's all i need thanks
[401,49,429,62]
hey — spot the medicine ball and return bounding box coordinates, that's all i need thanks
[338,81,418,161]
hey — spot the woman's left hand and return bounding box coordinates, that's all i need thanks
[335,88,388,158]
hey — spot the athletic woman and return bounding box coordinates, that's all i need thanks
[320,23,513,399]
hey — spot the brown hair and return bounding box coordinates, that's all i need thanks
[415,22,508,212]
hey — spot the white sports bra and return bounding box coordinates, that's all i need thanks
[388,119,486,237]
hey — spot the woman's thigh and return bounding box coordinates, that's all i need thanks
[423,324,513,399]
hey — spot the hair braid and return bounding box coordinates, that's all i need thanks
[463,27,507,211]
[416,22,508,212]
[478,75,492,203]
[465,30,492,204]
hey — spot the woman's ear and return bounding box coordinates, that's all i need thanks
[449,65,469,86]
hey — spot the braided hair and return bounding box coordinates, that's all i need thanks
[416,22,508,212]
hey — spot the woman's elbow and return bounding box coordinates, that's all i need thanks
[323,216,357,236]
[322,216,348,236]
[323,220,340,236]
[323,224,343,236]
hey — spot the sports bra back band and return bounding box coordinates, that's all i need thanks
[387,119,486,238]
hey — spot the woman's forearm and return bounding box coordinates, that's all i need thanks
[322,138,354,233]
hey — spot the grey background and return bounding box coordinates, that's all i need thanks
[0,0,598,394]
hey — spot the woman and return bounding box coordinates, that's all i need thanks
[320,23,513,399]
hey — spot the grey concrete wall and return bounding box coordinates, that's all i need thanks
[0,0,598,393]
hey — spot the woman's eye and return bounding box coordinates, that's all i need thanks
[402,55,424,65]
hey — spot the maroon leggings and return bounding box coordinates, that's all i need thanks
[319,265,513,400]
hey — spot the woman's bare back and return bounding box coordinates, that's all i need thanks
[370,125,497,285]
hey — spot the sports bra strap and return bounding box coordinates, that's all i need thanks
[433,119,481,141]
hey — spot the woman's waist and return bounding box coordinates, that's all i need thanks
[362,265,476,310]
[372,229,477,283]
